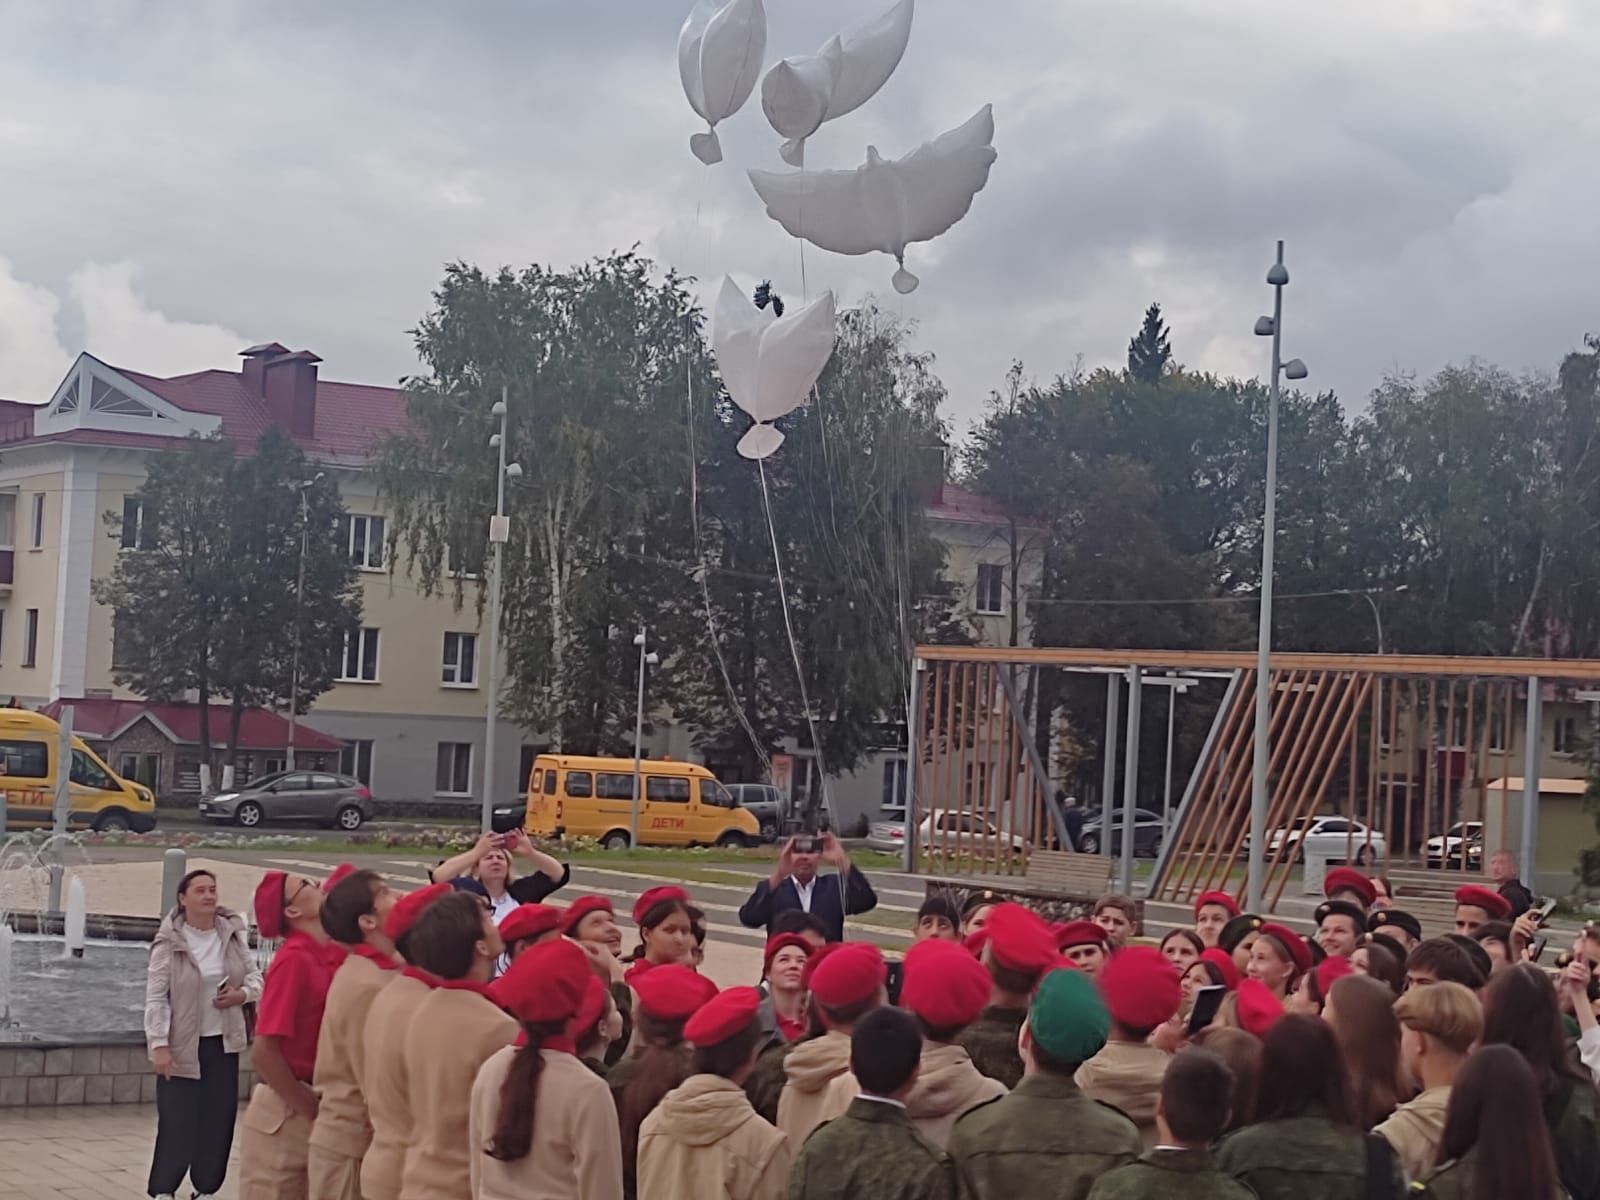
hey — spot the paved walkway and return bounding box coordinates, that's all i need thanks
[0,1104,239,1199]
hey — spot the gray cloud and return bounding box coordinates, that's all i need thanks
[0,0,1596,435]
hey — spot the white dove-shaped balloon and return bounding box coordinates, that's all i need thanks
[678,0,767,166]
[747,105,997,294]
[711,276,836,460]
[760,0,915,167]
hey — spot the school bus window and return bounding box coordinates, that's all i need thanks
[0,740,47,777]
[702,780,736,808]
[565,771,593,798]
[646,776,690,803]
[597,773,633,800]
[71,749,119,791]
[544,769,557,795]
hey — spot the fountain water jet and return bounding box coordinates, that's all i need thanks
[64,876,87,959]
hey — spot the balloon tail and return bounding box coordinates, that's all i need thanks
[691,129,724,166]
[737,423,785,460]
[779,137,806,167]
[892,264,919,294]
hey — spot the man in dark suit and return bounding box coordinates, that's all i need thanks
[738,832,878,942]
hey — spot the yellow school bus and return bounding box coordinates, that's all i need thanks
[524,754,758,850]
[0,708,158,832]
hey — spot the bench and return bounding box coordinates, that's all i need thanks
[923,850,1145,930]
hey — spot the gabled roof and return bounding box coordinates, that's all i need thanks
[41,698,345,752]
[923,481,1040,529]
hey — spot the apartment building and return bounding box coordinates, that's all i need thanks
[0,346,1042,821]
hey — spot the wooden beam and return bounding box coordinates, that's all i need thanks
[914,645,1600,679]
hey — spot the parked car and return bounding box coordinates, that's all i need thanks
[724,783,787,842]
[199,770,372,830]
[1077,807,1166,858]
[1425,821,1484,869]
[866,812,1029,856]
[1247,815,1385,865]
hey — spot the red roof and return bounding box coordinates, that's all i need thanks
[41,698,344,752]
[117,366,410,461]
[923,482,1031,527]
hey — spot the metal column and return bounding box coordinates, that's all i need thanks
[1101,674,1120,858]
[1119,666,1143,893]
[1520,676,1542,887]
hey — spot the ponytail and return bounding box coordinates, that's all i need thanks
[486,1019,567,1163]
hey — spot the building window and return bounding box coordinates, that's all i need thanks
[442,632,478,687]
[111,612,136,669]
[881,758,908,816]
[345,515,385,570]
[338,627,380,682]
[339,739,374,785]
[22,609,38,667]
[116,752,161,789]
[263,757,287,776]
[1554,715,1579,756]
[120,498,155,550]
[975,563,1004,615]
[29,493,44,549]
[435,742,473,796]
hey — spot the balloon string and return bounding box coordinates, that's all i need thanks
[758,454,833,831]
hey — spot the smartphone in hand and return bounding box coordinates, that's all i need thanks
[1186,985,1226,1037]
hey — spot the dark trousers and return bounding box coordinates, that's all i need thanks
[148,1036,239,1197]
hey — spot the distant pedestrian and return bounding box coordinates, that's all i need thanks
[145,868,262,1200]
[738,833,878,943]
[1488,850,1535,919]
[789,1006,955,1200]
[1086,1048,1256,1200]
[430,830,569,923]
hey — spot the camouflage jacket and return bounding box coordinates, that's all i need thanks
[1545,1075,1600,1200]
[788,1097,954,1200]
[1087,1148,1259,1200]
[954,1005,1027,1090]
[1413,1153,1474,1200]
[947,1072,1142,1200]
[1215,1115,1407,1200]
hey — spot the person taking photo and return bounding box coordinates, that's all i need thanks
[738,832,878,943]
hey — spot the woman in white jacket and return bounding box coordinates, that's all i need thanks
[144,868,262,1200]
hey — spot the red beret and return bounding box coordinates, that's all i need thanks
[562,895,614,936]
[1314,954,1352,998]
[1236,978,1283,1039]
[633,886,690,926]
[984,904,1059,977]
[1257,922,1313,976]
[901,939,991,1030]
[1194,890,1241,919]
[499,904,564,946]
[323,863,358,893]
[491,938,590,1025]
[1324,868,1377,909]
[633,964,718,1021]
[808,943,888,1010]
[1199,947,1241,990]
[253,871,287,939]
[685,985,762,1047]
[962,927,990,957]
[1455,885,1511,920]
[1055,920,1110,951]
[385,882,450,941]
[801,942,841,990]
[566,974,610,1042]
[763,933,815,978]
[1097,946,1181,1031]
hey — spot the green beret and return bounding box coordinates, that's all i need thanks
[1028,968,1108,1066]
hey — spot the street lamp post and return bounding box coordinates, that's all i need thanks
[1247,240,1309,914]
[630,627,660,849]
[483,386,523,833]
[286,472,324,773]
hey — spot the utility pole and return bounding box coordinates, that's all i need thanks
[482,386,521,833]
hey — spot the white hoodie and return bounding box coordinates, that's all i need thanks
[638,1074,791,1200]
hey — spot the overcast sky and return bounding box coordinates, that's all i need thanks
[1,1,1597,436]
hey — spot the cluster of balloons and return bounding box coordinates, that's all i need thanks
[678,0,995,458]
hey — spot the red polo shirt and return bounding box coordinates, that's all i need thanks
[255,931,346,1082]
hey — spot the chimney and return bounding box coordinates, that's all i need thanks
[238,343,289,401]
[259,349,323,438]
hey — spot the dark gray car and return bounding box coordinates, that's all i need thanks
[199,770,373,831]
[725,783,786,842]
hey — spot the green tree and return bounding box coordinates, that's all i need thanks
[1126,303,1172,385]
[92,430,361,775]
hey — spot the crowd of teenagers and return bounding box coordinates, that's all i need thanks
[140,838,1600,1200]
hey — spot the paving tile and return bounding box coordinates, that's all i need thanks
[52,1077,84,1106]
[23,1080,53,1106]
[12,1052,42,1079]
[67,1049,99,1076]
[41,1051,71,1078]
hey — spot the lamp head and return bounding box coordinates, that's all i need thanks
[1283,358,1309,380]
[645,652,660,666]
[1254,316,1275,337]
[489,432,502,449]
[1267,263,1289,286]
[633,632,647,647]
[506,462,523,479]
[491,400,507,417]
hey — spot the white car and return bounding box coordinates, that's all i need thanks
[1256,816,1386,866]
[1425,821,1484,869]
[866,812,1028,856]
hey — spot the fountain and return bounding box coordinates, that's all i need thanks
[0,921,13,1028]
[64,876,86,959]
